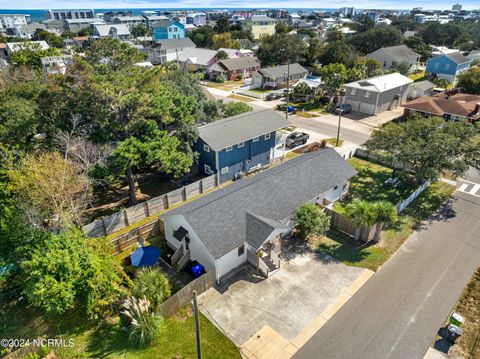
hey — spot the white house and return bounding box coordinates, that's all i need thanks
[343,73,413,115]
[162,149,356,282]
[92,24,131,41]
[5,41,50,57]
[146,37,196,65]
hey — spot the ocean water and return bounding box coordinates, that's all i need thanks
[0,8,339,23]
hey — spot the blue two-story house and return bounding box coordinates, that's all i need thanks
[426,52,472,83]
[152,21,185,41]
[195,109,289,183]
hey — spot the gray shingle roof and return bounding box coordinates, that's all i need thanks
[411,80,435,91]
[258,63,309,80]
[198,109,289,151]
[445,52,471,64]
[152,37,196,50]
[163,149,356,259]
[246,213,288,250]
[374,45,420,61]
[217,57,260,71]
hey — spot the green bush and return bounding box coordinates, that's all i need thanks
[296,203,331,239]
[132,268,171,309]
[215,74,226,83]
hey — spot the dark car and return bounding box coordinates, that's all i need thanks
[265,92,283,101]
[285,132,309,149]
[334,103,352,114]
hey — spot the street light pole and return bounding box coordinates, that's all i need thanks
[336,109,343,147]
[285,59,291,120]
[193,290,202,359]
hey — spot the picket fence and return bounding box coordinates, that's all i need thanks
[82,175,217,238]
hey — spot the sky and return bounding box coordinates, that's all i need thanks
[0,0,478,10]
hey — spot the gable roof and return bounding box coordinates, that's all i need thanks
[251,15,275,22]
[94,24,130,37]
[410,80,435,91]
[177,47,217,66]
[403,92,480,120]
[345,73,413,93]
[163,149,356,259]
[238,38,254,49]
[444,52,471,65]
[246,212,289,250]
[152,37,195,50]
[217,57,260,71]
[258,63,309,79]
[370,45,420,61]
[198,109,289,151]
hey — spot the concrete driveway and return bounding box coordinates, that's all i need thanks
[198,242,367,347]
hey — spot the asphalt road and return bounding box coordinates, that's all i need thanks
[287,114,371,146]
[294,191,480,359]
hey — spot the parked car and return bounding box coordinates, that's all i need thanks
[265,92,283,101]
[334,103,352,114]
[286,132,309,148]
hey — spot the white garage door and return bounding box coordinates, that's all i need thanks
[359,102,376,115]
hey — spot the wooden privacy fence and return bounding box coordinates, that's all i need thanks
[158,271,215,318]
[109,218,165,255]
[324,207,375,242]
[82,175,217,238]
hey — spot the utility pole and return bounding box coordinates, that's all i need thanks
[285,59,291,120]
[336,109,343,147]
[193,291,202,359]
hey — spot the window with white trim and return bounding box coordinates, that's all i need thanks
[445,63,450,70]
[365,91,370,98]
[204,164,212,174]
[238,142,244,148]
[203,144,210,152]
[226,146,233,152]
[264,133,271,140]
[350,88,356,95]
[252,137,259,142]
[221,166,229,174]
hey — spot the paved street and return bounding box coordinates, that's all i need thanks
[294,191,480,359]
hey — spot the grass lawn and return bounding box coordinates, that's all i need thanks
[335,157,418,214]
[227,94,256,102]
[205,80,241,91]
[295,111,317,118]
[448,268,480,358]
[1,300,240,359]
[325,138,344,147]
[409,70,426,82]
[317,172,455,271]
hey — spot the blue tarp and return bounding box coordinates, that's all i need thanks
[130,246,160,267]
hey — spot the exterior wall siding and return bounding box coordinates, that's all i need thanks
[195,138,217,176]
[216,243,247,280]
[163,215,216,273]
[345,85,411,115]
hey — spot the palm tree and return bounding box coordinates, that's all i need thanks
[371,201,398,243]
[345,199,375,241]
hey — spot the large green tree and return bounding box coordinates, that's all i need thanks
[10,42,60,70]
[319,63,347,101]
[21,227,126,318]
[256,33,307,66]
[458,67,480,95]
[365,116,480,183]
[349,25,403,55]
